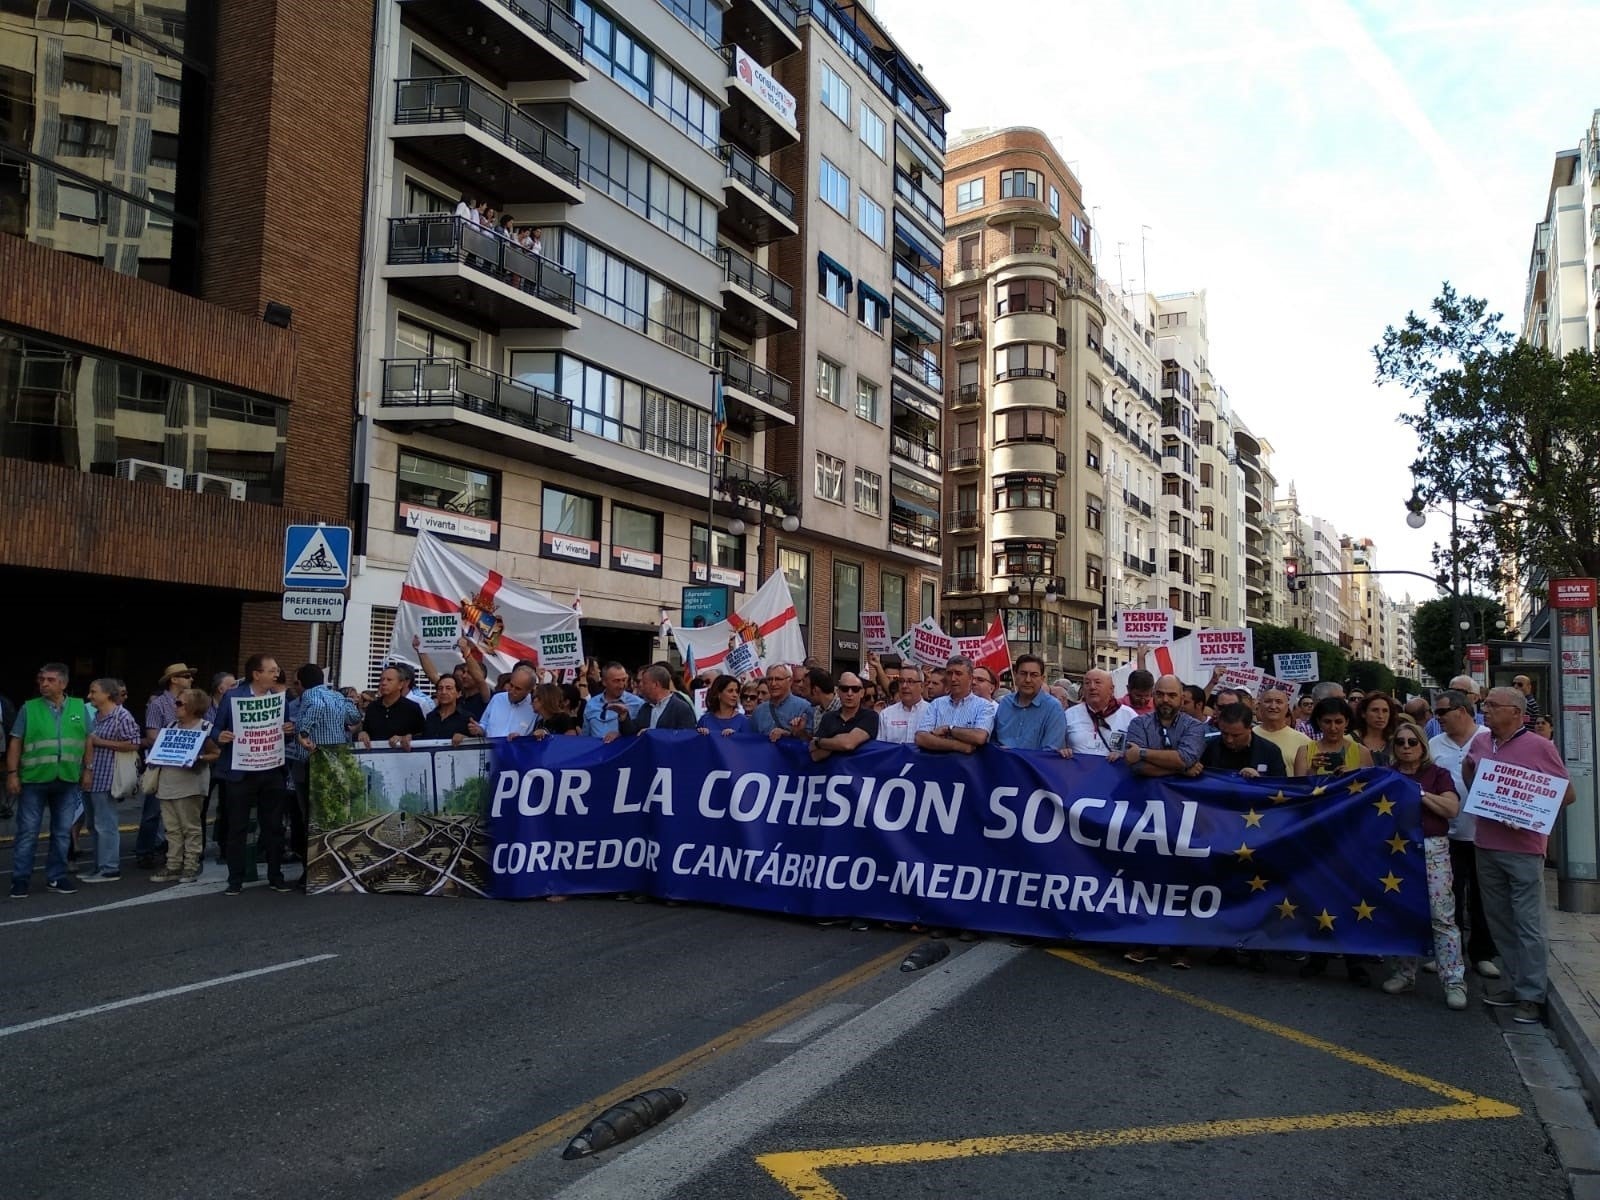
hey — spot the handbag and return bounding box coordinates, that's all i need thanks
[140,765,162,795]
[111,749,141,800]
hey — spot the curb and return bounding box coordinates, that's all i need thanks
[1549,971,1600,1108]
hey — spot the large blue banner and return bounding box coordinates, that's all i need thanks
[487,734,1431,954]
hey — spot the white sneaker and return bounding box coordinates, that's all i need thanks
[1421,959,1437,974]
[1445,985,1468,1010]
[1476,960,1502,979]
[1381,974,1414,995]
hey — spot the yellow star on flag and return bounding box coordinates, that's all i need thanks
[1276,897,1298,919]
[1311,785,1328,796]
[1269,789,1289,805]
[1315,909,1337,931]
[1242,809,1263,828]
[1352,899,1376,921]
[1372,796,1395,816]
[1386,833,1410,855]
[1346,779,1368,794]
[1380,871,1402,893]
[1233,842,1255,861]
[1247,875,1269,892]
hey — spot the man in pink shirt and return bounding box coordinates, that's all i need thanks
[1465,686,1575,1025]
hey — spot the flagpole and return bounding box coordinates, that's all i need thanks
[706,358,723,592]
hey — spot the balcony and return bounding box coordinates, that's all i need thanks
[716,455,794,513]
[890,510,941,556]
[890,432,943,474]
[950,319,982,345]
[893,343,943,394]
[721,45,799,156]
[378,357,573,454]
[720,350,795,425]
[1124,552,1151,576]
[949,445,983,470]
[398,0,585,85]
[717,245,796,338]
[989,241,1057,268]
[1245,570,1266,595]
[722,0,802,60]
[944,572,981,594]
[948,382,982,409]
[385,216,578,329]
[893,256,945,315]
[948,508,981,532]
[719,143,798,243]
[893,168,944,236]
[392,77,582,204]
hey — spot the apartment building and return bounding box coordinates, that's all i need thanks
[1389,596,1417,679]
[1236,422,1280,628]
[764,0,948,675]
[0,0,369,691]
[1522,113,1600,354]
[1306,515,1345,647]
[1274,485,1314,635]
[1192,375,1233,628]
[1339,536,1386,662]
[939,127,1102,675]
[1153,293,1204,632]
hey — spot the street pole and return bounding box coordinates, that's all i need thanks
[1449,493,1464,675]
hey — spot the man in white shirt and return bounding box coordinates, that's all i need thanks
[915,657,997,754]
[479,666,537,738]
[877,668,927,745]
[1063,668,1135,757]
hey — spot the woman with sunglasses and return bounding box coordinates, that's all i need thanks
[739,684,761,718]
[697,674,749,737]
[1381,718,1467,1009]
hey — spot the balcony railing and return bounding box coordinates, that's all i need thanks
[893,343,942,391]
[890,432,943,472]
[480,0,583,56]
[949,445,982,468]
[893,168,944,233]
[944,572,981,593]
[990,241,1056,264]
[717,454,793,508]
[949,383,982,408]
[719,142,796,218]
[381,357,573,440]
[721,350,794,414]
[951,320,982,344]
[717,246,794,315]
[393,76,580,183]
[949,508,981,532]
[893,256,944,313]
[386,216,577,310]
[1124,552,1149,575]
[890,512,941,554]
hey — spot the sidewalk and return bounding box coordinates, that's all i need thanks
[1547,869,1600,1109]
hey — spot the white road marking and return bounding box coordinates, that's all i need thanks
[547,942,1019,1200]
[762,1001,863,1045]
[0,954,339,1039]
[0,878,267,928]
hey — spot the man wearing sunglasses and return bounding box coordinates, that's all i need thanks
[811,673,878,763]
[1429,689,1500,982]
[1424,676,1483,739]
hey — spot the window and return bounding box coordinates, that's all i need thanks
[859,103,886,157]
[1086,554,1103,592]
[541,485,601,563]
[156,74,181,107]
[820,257,850,309]
[1086,495,1103,531]
[957,235,981,270]
[1200,548,1215,573]
[405,180,451,215]
[146,189,175,228]
[573,1,720,149]
[819,156,850,215]
[62,56,120,95]
[856,378,880,423]
[1200,463,1214,488]
[58,116,117,159]
[834,561,861,632]
[993,343,1057,381]
[999,169,1042,199]
[781,547,812,632]
[820,61,851,124]
[1070,213,1087,246]
[857,192,886,245]
[857,284,887,333]
[611,503,662,576]
[993,473,1056,511]
[921,578,937,623]
[992,540,1055,577]
[397,316,471,361]
[993,408,1057,444]
[1086,435,1102,470]
[995,279,1055,317]
[955,177,985,212]
[816,451,845,503]
[557,230,714,362]
[880,572,907,636]
[57,181,103,225]
[396,451,498,546]
[1049,185,1060,217]
[149,132,179,170]
[854,467,881,514]
[690,524,747,586]
[816,357,842,405]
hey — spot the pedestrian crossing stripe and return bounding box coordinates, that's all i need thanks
[290,529,342,577]
[283,524,351,588]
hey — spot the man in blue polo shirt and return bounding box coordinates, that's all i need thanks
[752,664,814,743]
[583,662,644,741]
[915,655,997,754]
[992,654,1066,750]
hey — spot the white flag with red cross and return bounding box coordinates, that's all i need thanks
[672,570,806,678]
[390,531,583,678]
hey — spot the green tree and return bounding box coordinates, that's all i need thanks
[1411,595,1504,686]
[1346,660,1396,695]
[1395,675,1423,699]
[1249,622,1349,685]
[1375,283,1600,586]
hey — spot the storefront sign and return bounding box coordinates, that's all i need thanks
[400,503,496,545]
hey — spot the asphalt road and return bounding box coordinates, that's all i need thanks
[0,828,1577,1200]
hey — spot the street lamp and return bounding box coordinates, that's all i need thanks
[720,458,799,585]
[1404,485,1465,672]
[1005,571,1059,657]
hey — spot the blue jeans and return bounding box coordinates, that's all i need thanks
[134,787,165,855]
[86,789,122,875]
[12,780,80,887]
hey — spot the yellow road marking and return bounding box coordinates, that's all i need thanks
[755,947,1520,1199]
[395,938,918,1200]
[0,823,140,847]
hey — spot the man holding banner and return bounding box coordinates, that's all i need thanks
[212,654,292,897]
[915,656,996,754]
[992,655,1066,751]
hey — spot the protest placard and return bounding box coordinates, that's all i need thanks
[892,628,916,661]
[1195,628,1253,667]
[910,617,955,668]
[231,692,286,771]
[1117,609,1172,646]
[1273,652,1319,682]
[536,628,584,670]
[1462,760,1569,836]
[416,611,461,654]
[1259,674,1302,701]
[726,640,759,679]
[146,725,207,768]
[861,611,893,654]
[1215,664,1267,697]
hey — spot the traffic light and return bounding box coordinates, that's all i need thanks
[1285,559,1300,593]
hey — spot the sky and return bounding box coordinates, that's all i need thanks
[873,0,1600,604]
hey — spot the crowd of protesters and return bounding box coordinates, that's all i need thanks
[0,645,1568,1027]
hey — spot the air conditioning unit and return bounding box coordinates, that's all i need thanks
[116,458,184,488]
[187,472,247,500]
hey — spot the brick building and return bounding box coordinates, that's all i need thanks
[0,0,371,697]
